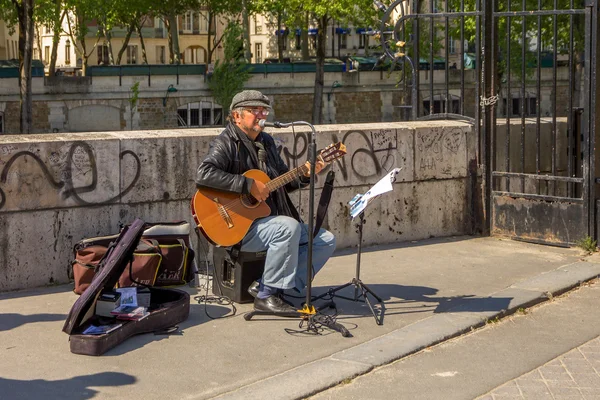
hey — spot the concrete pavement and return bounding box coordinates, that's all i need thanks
[310,273,600,400]
[1,235,599,400]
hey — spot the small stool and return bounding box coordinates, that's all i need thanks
[212,246,265,303]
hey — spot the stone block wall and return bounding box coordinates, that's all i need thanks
[0,121,476,292]
[3,102,19,133]
[272,93,315,123]
[335,92,383,123]
[137,98,169,130]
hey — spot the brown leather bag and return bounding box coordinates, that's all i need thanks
[71,222,195,295]
[72,235,162,295]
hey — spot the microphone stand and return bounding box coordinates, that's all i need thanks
[244,120,350,337]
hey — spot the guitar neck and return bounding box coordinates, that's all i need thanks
[265,156,324,192]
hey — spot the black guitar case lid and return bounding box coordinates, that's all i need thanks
[62,218,190,356]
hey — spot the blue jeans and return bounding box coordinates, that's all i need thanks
[240,215,336,291]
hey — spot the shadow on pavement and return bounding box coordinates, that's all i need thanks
[103,303,232,356]
[311,283,512,321]
[0,284,73,300]
[0,372,136,400]
[0,313,67,332]
[334,236,477,257]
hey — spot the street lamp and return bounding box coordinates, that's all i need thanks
[327,81,342,102]
[163,84,178,107]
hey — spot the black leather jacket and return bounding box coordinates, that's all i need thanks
[195,122,308,221]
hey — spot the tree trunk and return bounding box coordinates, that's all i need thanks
[301,12,309,60]
[207,11,213,63]
[165,17,174,63]
[49,9,66,75]
[116,22,135,65]
[76,12,89,75]
[136,20,148,64]
[311,15,328,125]
[34,24,42,61]
[14,0,34,133]
[105,28,115,65]
[277,13,283,62]
[331,20,335,58]
[241,0,252,62]
[168,13,180,64]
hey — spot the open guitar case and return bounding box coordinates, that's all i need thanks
[62,218,190,356]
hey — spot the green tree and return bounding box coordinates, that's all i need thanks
[444,0,586,112]
[253,0,291,63]
[35,0,66,76]
[197,0,242,64]
[1,0,35,133]
[128,80,140,129]
[147,0,199,64]
[110,0,152,65]
[207,22,250,121]
[272,0,378,124]
[63,0,103,74]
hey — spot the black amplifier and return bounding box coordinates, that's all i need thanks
[212,247,266,304]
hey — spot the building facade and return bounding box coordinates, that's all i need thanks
[0,19,19,61]
[36,10,220,73]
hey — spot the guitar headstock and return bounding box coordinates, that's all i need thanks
[319,142,347,164]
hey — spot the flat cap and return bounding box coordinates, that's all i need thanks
[230,90,272,111]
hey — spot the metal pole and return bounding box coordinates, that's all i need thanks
[354,212,364,300]
[483,0,494,235]
[585,0,599,239]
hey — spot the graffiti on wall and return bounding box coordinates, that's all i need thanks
[0,127,445,211]
[417,127,464,176]
[277,128,402,181]
[0,141,140,210]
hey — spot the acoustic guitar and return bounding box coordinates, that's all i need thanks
[191,142,347,247]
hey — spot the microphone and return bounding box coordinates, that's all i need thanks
[258,120,288,129]
[259,119,314,131]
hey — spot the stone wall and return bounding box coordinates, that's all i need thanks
[137,98,168,130]
[3,102,19,133]
[0,121,477,292]
[0,67,572,135]
[335,92,383,123]
[0,90,391,134]
[272,93,316,123]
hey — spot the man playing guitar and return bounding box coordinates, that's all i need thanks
[195,90,336,313]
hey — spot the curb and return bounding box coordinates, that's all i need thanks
[210,261,600,400]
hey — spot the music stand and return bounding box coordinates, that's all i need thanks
[311,168,402,326]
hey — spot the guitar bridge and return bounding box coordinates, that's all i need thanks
[214,198,234,228]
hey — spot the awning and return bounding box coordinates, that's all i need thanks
[308,28,318,35]
[335,27,351,35]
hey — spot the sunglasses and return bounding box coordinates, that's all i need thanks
[244,108,270,117]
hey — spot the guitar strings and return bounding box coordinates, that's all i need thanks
[202,153,339,217]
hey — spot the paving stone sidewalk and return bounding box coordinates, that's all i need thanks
[479,338,600,400]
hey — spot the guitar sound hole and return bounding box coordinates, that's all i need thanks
[241,194,260,208]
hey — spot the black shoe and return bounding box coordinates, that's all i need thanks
[254,295,297,314]
[247,281,259,298]
[276,292,296,307]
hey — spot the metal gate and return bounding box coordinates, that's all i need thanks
[375,0,599,246]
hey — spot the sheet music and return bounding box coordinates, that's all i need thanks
[349,168,402,219]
